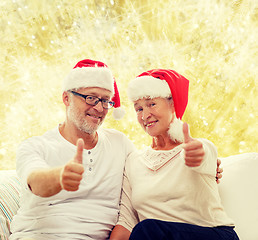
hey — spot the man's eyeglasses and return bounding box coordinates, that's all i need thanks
[69,91,115,109]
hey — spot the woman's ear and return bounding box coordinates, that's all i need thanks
[169,98,175,113]
[171,105,175,114]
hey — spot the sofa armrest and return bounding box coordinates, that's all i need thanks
[219,152,258,240]
[0,170,21,240]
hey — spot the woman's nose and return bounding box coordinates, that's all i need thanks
[141,109,151,121]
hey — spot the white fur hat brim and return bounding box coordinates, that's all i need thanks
[63,67,114,94]
[127,76,171,101]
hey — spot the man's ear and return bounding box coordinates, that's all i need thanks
[62,91,70,106]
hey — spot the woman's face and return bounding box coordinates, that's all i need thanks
[133,97,175,137]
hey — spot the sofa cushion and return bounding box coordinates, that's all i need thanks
[0,170,21,240]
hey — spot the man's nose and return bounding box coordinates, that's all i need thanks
[93,101,104,112]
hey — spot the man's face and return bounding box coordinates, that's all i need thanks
[67,87,112,134]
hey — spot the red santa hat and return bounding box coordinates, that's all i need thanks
[127,69,189,119]
[63,59,125,120]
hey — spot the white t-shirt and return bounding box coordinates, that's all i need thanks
[117,139,235,232]
[10,126,135,240]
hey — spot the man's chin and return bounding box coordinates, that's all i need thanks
[82,120,104,134]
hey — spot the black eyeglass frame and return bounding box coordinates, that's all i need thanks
[69,90,115,109]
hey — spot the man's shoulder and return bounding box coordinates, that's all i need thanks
[99,128,135,148]
[19,127,59,147]
[99,128,127,138]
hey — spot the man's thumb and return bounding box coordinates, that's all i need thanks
[183,122,191,143]
[74,138,84,164]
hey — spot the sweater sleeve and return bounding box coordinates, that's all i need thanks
[116,161,139,232]
[187,138,218,176]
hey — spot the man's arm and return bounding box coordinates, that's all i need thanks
[27,167,63,197]
[216,158,223,183]
[110,225,131,240]
[27,139,85,197]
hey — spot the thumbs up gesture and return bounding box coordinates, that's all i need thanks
[182,122,205,167]
[60,138,85,191]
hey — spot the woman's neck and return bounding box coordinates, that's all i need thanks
[151,134,181,150]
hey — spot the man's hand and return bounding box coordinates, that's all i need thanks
[216,158,223,184]
[182,122,205,167]
[60,138,85,191]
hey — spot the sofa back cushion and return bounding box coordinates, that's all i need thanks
[0,170,21,240]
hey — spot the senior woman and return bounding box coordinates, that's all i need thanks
[110,69,239,240]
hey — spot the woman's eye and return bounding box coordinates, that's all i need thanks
[136,108,143,112]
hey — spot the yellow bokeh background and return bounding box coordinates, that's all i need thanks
[0,0,257,170]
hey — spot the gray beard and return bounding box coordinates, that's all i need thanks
[77,121,98,134]
[67,103,102,134]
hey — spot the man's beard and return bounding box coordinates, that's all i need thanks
[168,117,184,143]
[67,102,104,134]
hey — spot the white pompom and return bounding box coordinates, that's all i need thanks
[112,107,126,120]
[168,117,184,143]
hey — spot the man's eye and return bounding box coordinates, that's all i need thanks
[102,99,109,103]
[87,96,94,100]
[86,96,97,102]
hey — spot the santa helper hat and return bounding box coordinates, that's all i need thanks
[127,69,189,142]
[63,59,125,120]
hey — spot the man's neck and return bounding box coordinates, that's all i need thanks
[59,122,98,149]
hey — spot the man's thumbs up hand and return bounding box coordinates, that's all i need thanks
[182,123,204,167]
[60,138,85,191]
[73,138,84,164]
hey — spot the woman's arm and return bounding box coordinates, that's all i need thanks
[113,155,139,239]
[110,225,131,240]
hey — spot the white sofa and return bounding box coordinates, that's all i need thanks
[218,152,258,240]
[1,153,258,240]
